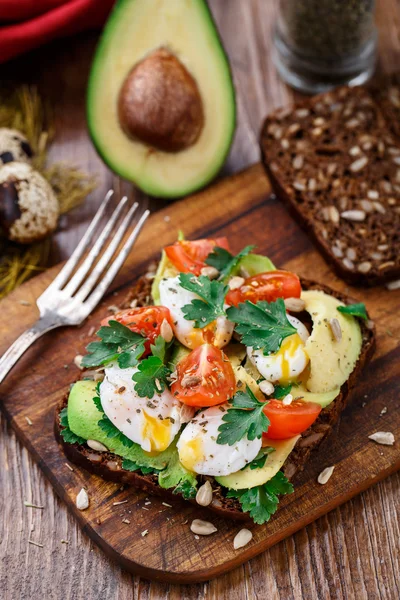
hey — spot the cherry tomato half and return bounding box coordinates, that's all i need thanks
[226,270,301,307]
[171,343,236,407]
[101,306,173,355]
[165,237,230,275]
[262,399,321,440]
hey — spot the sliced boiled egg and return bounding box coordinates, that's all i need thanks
[247,315,310,384]
[99,363,194,453]
[159,275,233,350]
[177,405,262,476]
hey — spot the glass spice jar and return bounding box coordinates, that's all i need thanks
[273,0,378,94]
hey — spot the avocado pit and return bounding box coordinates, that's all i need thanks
[117,48,204,153]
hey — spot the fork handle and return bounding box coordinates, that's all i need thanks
[0,317,60,385]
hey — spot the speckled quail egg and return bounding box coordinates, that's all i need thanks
[0,162,59,244]
[0,128,33,165]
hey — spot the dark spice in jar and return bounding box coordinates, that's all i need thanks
[279,0,376,60]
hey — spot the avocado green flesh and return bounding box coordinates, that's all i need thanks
[87,0,236,198]
[301,290,362,394]
[232,253,275,277]
[66,381,196,494]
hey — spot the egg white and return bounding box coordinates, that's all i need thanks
[247,315,310,384]
[159,275,233,349]
[99,363,194,452]
[177,405,262,476]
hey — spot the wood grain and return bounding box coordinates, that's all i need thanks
[1,0,400,597]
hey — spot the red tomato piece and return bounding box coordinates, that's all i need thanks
[164,237,230,275]
[171,343,236,407]
[262,399,321,440]
[226,270,301,307]
[101,306,173,355]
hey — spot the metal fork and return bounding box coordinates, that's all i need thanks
[0,191,150,384]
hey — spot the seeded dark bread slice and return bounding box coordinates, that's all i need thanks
[55,273,375,521]
[260,85,400,286]
[371,74,400,140]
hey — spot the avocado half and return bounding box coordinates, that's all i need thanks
[87,0,236,198]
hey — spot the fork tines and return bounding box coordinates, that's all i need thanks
[45,191,150,313]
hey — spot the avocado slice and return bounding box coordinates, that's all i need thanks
[301,291,362,394]
[215,435,300,490]
[232,253,275,277]
[87,0,236,198]
[67,380,175,470]
[169,341,191,368]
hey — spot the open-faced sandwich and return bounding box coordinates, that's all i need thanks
[56,236,375,524]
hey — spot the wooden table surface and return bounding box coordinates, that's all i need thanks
[1,1,399,598]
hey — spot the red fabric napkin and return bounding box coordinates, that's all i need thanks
[0,0,115,64]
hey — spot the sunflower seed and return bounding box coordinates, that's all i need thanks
[370,252,383,261]
[259,380,275,396]
[284,297,305,312]
[386,279,400,290]
[196,481,213,507]
[377,244,389,251]
[308,178,317,191]
[358,262,372,273]
[200,266,219,280]
[359,200,373,212]
[373,202,386,214]
[160,318,174,342]
[295,108,309,118]
[349,157,368,172]
[368,431,395,445]
[74,355,84,369]
[332,246,343,258]
[341,210,366,222]
[329,318,342,342]
[293,180,306,191]
[282,394,293,406]
[76,488,89,511]
[346,248,357,261]
[317,466,335,484]
[367,190,379,200]
[288,123,300,135]
[87,440,108,452]
[293,155,304,170]
[233,528,253,550]
[281,139,289,149]
[342,258,354,270]
[190,519,217,536]
[228,276,245,290]
[349,146,361,156]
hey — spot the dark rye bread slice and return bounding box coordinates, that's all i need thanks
[260,84,400,286]
[55,273,375,521]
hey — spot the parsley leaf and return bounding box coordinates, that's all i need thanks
[246,446,275,470]
[81,320,145,368]
[273,383,292,399]
[179,273,228,328]
[226,472,294,524]
[132,356,171,398]
[60,407,86,445]
[93,393,103,412]
[337,302,368,321]
[205,245,255,280]
[150,335,171,363]
[173,480,197,499]
[97,413,134,448]
[226,298,297,354]
[217,385,270,445]
[117,339,146,368]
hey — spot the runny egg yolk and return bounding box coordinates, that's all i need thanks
[141,410,172,452]
[187,322,217,348]
[178,437,204,472]
[276,333,309,384]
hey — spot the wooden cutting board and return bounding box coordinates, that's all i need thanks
[0,164,399,584]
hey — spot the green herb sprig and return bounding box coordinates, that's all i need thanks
[227,298,297,355]
[179,273,228,328]
[132,335,172,398]
[226,472,294,524]
[337,302,368,321]
[205,245,255,280]
[81,320,145,368]
[217,385,270,445]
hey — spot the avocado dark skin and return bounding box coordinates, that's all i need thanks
[118,48,204,153]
